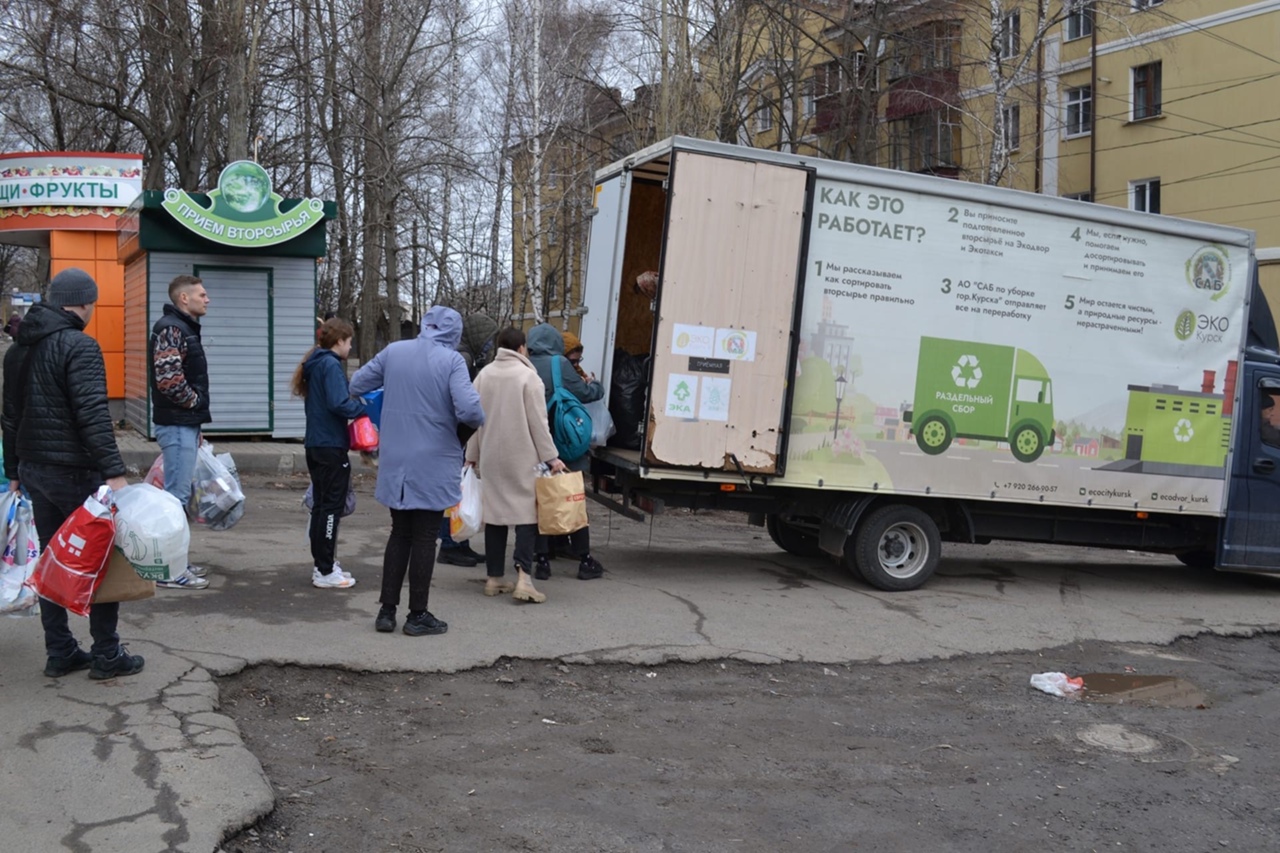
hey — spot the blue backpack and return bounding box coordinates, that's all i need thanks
[547,357,592,461]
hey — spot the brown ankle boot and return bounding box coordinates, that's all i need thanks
[484,576,514,596]
[513,568,546,603]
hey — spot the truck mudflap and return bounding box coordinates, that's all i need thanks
[818,496,877,557]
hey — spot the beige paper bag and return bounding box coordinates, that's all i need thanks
[536,471,588,536]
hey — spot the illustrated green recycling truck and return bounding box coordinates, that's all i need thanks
[904,338,1056,463]
[573,136,1280,592]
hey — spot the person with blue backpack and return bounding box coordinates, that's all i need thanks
[526,323,605,581]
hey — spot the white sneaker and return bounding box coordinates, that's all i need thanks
[187,564,209,578]
[313,567,356,589]
[156,569,210,590]
[331,560,354,580]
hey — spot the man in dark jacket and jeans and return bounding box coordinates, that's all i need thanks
[1,268,142,679]
[149,274,211,589]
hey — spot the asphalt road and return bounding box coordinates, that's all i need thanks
[1,470,1278,852]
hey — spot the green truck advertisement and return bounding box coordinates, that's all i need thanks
[905,337,1056,463]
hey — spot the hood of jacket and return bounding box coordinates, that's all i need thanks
[15,302,83,346]
[302,346,340,380]
[459,314,499,358]
[420,305,463,349]
[527,323,564,357]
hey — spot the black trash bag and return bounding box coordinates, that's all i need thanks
[608,348,650,450]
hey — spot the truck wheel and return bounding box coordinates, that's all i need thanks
[1010,425,1045,463]
[848,505,941,591]
[1176,550,1216,570]
[915,416,952,455]
[765,514,823,558]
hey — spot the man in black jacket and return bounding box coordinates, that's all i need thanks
[149,274,211,589]
[1,268,142,679]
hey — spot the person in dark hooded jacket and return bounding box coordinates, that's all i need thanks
[292,318,366,589]
[526,323,606,581]
[2,268,141,680]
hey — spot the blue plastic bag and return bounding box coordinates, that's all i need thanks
[361,388,384,429]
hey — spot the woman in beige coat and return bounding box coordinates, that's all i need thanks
[466,327,565,602]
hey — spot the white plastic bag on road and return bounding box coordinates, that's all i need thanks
[113,483,191,582]
[1030,672,1084,697]
[446,466,483,542]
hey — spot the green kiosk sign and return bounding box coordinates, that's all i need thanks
[161,161,324,248]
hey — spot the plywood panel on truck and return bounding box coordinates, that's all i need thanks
[645,152,809,473]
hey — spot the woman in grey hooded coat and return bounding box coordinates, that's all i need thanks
[350,306,485,636]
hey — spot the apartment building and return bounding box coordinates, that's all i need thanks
[512,1,1280,329]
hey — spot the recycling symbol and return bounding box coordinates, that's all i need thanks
[1173,418,1194,443]
[951,355,983,389]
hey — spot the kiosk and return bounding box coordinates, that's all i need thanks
[118,162,336,439]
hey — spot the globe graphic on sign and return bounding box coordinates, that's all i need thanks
[219,162,271,214]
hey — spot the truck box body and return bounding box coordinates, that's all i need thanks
[578,137,1278,586]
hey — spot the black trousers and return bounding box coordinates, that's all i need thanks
[19,462,120,660]
[485,523,538,577]
[380,508,443,613]
[306,446,351,574]
[536,527,590,560]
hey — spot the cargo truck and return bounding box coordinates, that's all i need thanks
[575,136,1280,590]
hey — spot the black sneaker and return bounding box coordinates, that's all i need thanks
[403,611,448,636]
[375,606,396,633]
[437,548,478,567]
[88,646,145,680]
[534,555,552,581]
[577,555,604,580]
[44,648,93,678]
[459,545,486,563]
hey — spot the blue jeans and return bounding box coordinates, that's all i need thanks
[155,424,199,507]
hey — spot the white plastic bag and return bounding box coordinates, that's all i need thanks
[0,491,41,616]
[190,442,246,530]
[446,466,483,541]
[586,399,615,448]
[1029,672,1084,697]
[113,483,191,582]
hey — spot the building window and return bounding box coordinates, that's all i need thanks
[1134,0,1163,10]
[853,50,879,90]
[814,61,844,99]
[1064,191,1093,202]
[889,110,962,172]
[998,11,1020,60]
[1132,178,1161,213]
[756,100,773,132]
[1066,1,1094,41]
[1132,61,1162,120]
[1066,85,1092,137]
[547,214,557,245]
[1002,104,1020,151]
[801,78,815,118]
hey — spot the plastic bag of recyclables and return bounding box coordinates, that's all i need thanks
[190,442,246,530]
[0,490,41,616]
[113,483,191,582]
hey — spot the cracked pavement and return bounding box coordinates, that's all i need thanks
[2,471,1279,852]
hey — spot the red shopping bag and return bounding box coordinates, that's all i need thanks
[26,486,117,617]
[348,415,379,452]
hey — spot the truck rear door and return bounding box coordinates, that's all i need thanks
[1220,365,1280,571]
[645,151,811,474]
[579,173,631,393]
